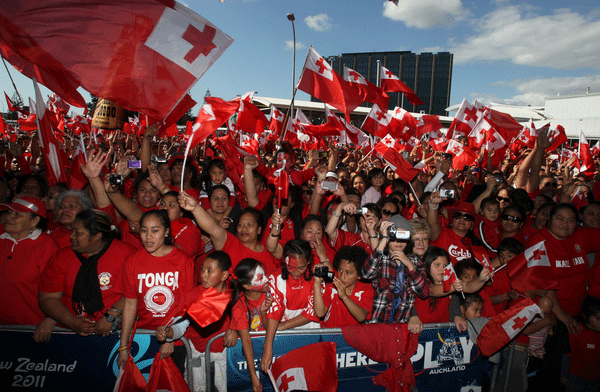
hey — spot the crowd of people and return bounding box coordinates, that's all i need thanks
[0,122,599,392]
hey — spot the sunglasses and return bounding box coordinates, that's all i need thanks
[453,212,475,222]
[382,209,397,216]
[497,196,511,203]
[501,214,523,223]
[543,182,558,188]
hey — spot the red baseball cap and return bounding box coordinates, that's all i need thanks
[0,196,47,218]
[453,201,476,217]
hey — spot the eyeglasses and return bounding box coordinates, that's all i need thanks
[412,238,429,244]
[543,182,558,188]
[497,196,511,203]
[382,209,397,216]
[501,214,523,223]
[453,212,475,222]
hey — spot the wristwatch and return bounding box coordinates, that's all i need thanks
[104,312,117,323]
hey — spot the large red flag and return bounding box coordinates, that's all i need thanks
[187,97,239,150]
[184,286,230,328]
[477,298,542,357]
[374,141,420,182]
[236,94,269,134]
[416,114,442,138]
[578,130,595,176]
[546,124,568,152]
[146,353,191,392]
[445,139,478,170]
[343,66,389,110]
[4,92,27,114]
[380,66,424,106]
[442,262,458,292]
[268,105,285,135]
[113,356,147,392]
[361,104,392,137]
[0,0,232,119]
[447,98,486,141]
[268,342,337,392]
[506,241,558,293]
[33,79,70,187]
[297,46,363,115]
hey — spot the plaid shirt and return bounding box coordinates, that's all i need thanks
[362,249,429,324]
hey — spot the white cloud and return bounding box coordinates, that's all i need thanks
[382,0,470,29]
[304,14,333,32]
[502,75,600,106]
[285,40,306,51]
[450,6,600,70]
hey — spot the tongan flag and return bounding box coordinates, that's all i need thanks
[184,286,230,328]
[507,240,557,293]
[343,66,389,110]
[268,342,337,392]
[380,65,424,106]
[374,141,420,183]
[442,262,458,292]
[297,46,363,115]
[0,0,232,119]
[112,356,147,392]
[146,353,191,392]
[579,130,595,176]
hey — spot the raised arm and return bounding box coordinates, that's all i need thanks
[178,191,228,251]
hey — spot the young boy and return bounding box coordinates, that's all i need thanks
[475,196,502,255]
[312,246,374,328]
[156,251,232,392]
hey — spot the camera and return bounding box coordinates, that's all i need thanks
[443,153,453,160]
[109,174,124,186]
[313,265,334,281]
[151,156,168,164]
[388,225,411,241]
[128,160,142,169]
[318,151,329,158]
[355,207,369,215]
[495,176,504,184]
[321,181,338,191]
[440,189,455,199]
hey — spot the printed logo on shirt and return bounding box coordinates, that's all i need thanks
[448,245,471,260]
[574,244,581,252]
[555,260,570,268]
[98,272,112,290]
[354,290,364,302]
[587,344,595,349]
[138,272,179,316]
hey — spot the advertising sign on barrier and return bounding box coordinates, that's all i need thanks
[0,328,160,390]
[226,324,487,392]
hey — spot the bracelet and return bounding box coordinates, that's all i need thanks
[428,202,439,210]
[108,307,122,314]
[369,235,379,239]
[332,212,342,217]
[117,346,129,353]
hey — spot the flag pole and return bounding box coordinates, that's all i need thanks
[1,54,23,105]
[267,369,280,392]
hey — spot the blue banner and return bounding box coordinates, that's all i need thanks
[0,328,160,391]
[226,325,487,392]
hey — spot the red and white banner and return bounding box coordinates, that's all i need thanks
[379,66,423,106]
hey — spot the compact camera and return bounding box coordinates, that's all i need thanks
[313,265,334,281]
[128,160,142,169]
[109,174,124,186]
[440,189,455,199]
[321,181,338,191]
[388,225,411,241]
[355,207,369,215]
[151,156,168,164]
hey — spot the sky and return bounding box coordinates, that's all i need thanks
[1,0,600,117]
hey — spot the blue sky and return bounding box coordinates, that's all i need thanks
[2,0,600,116]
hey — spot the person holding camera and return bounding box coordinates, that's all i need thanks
[325,202,381,254]
[361,215,429,333]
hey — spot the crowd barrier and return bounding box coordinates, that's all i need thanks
[0,324,492,391]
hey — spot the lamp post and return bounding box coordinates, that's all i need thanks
[287,13,296,118]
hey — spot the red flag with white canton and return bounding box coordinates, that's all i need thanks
[416,115,442,138]
[188,96,239,149]
[236,93,269,134]
[374,141,420,182]
[33,79,70,187]
[445,139,478,170]
[362,104,392,136]
[473,250,491,270]
[579,130,595,176]
[268,105,285,135]
[380,65,424,106]
[477,298,542,356]
[0,0,232,120]
[447,98,486,141]
[442,262,458,292]
[268,342,337,392]
[297,46,363,114]
[506,240,558,293]
[546,124,568,152]
[343,66,389,111]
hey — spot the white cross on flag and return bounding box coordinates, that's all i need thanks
[361,104,391,136]
[502,303,542,340]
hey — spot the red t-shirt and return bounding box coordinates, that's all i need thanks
[474,215,501,253]
[414,295,451,324]
[230,293,267,332]
[330,229,372,254]
[171,217,203,259]
[0,231,59,325]
[221,231,279,276]
[319,280,374,328]
[39,239,136,321]
[483,268,513,314]
[568,322,600,381]
[262,217,295,249]
[48,226,72,249]
[266,273,319,324]
[526,227,600,316]
[431,227,473,265]
[120,247,195,329]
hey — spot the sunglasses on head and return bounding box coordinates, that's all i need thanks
[497,196,511,203]
[501,214,523,223]
[453,212,475,222]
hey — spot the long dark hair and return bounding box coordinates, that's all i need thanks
[75,209,120,242]
[140,209,173,246]
[230,258,265,325]
[422,246,450,311]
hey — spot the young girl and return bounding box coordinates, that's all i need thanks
[117,210,195,368]
[155,250,232,392]
[260,239,320,373]
[312,245,374,328]
[566,296,600,391]
[229,258,273,392]
[199,158,236,211]
[361,167,385,205]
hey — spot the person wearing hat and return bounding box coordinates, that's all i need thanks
[428,191,486,266]
[361,214,429,331]
[0,196,59,334]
